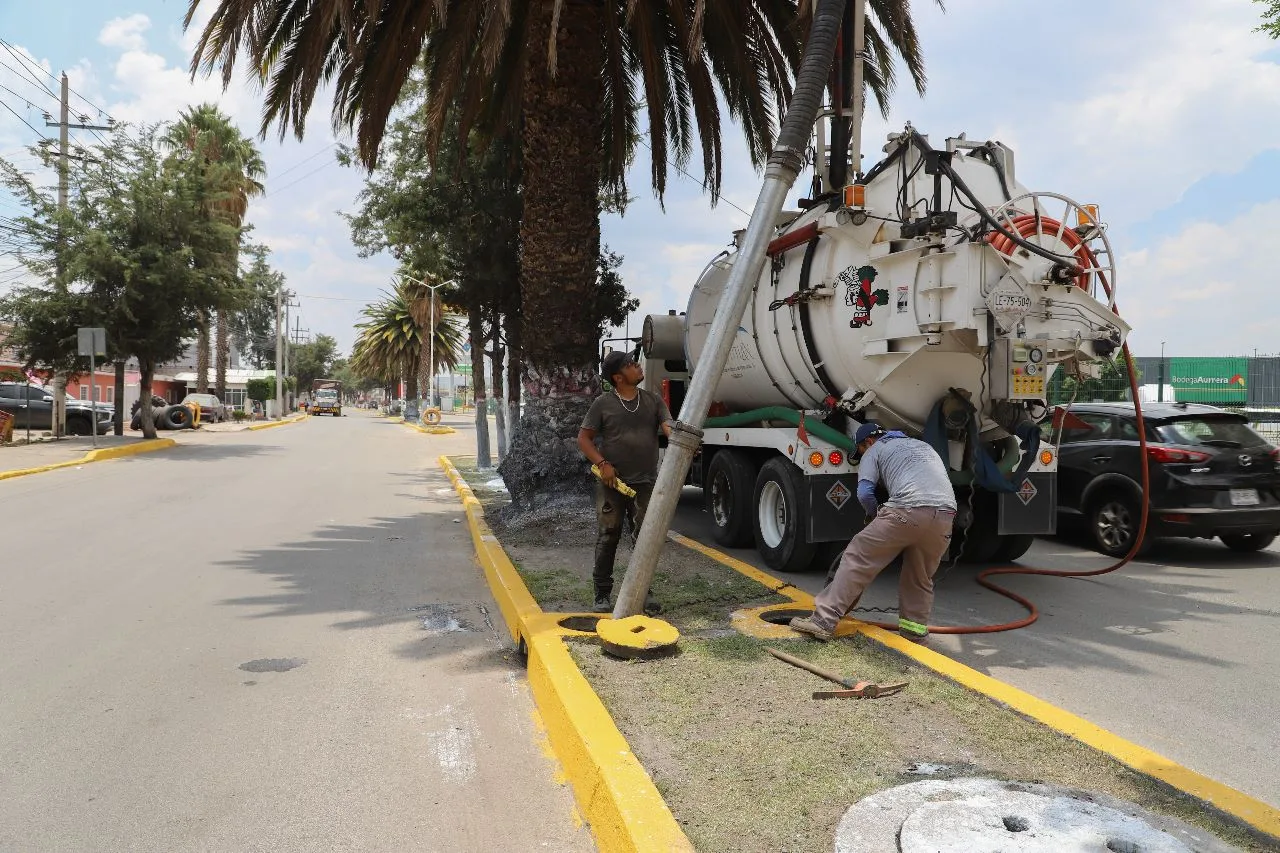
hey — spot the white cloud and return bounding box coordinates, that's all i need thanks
[98,15,151,53]
[1120,200,1280,356]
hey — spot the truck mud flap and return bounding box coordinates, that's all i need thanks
[807,474,866,543]
[997,472,1057,536]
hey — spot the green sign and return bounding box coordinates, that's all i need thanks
[1170,357,1247,403]
[456,364,472,375]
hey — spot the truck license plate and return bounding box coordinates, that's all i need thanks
[1230,488,1259,506]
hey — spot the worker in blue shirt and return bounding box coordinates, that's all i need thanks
[791,421,957,642]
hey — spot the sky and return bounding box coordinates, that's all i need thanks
[2,0,1279,359]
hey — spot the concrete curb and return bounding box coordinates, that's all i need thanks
[439,456,694,853]
[246,414,309,431]
[669,532,1280,841]
[0,437,177,482]
[401,420,457,435]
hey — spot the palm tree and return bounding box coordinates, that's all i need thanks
[350,281,463,401]
[186,0,933,504]
[401,274,457,405]
[163,104,266,400]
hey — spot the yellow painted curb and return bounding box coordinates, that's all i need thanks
[440,456,694,853]
[401,420,457,435]
[672,534,1280,840]
[0,437,177,482]
[246,414,309,431]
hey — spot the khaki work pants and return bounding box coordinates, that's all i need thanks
[813,505,954,638]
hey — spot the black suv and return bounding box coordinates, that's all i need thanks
[1052,402,1280,556]
[0,382,115,435]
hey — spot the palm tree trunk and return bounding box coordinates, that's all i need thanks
[215,309,229,401]
[196,315,211,393]
[470,309,491,468]
[506,309,522,441]
[491,308,507,459]
[418,326,431,405]
[497,0,604,515]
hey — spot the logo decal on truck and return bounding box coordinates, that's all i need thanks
[1016,477,1039,506]
[826,479,853,510]
[839,264,888,328]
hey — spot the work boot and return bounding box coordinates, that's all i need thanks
[592,594,612,614]
[899,629,928,644]
[788,615,833,642]
[643,595,662,616]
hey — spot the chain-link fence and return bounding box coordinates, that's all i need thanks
[1046,355,1280,444]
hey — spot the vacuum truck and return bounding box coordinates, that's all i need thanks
[639,125,1130,573]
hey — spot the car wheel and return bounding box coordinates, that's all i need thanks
[1088,492,1151,558]
[753,457,817,573]
[704,450,756,548]
[1220,532,1277,552]
[66,417,92,436]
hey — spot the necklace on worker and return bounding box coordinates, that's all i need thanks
[615,390,640,413]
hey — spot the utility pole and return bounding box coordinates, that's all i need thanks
[275,285,283,419]
[45,72,111,438]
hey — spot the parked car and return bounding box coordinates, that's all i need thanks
[180,393,228,423]
[0,382,114,435]
[1051,402,1280,556]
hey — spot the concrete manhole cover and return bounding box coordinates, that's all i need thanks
[835,778,1242,853]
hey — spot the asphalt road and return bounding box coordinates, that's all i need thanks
[0,413,591,852]
[672,488,1280,808]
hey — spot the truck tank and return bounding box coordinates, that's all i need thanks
[672,132,1129,434]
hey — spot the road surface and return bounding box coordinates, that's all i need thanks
[673,487,1280,807]
[0,413,592,852]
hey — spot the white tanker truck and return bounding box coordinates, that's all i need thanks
[639,126,1130,573]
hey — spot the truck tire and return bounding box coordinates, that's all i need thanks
[951,509,1000,564]
[704,450,756,548]
[753,457,817,573]
[990,534,1035,563]
[163,405,193,430]
[66,416,93,436]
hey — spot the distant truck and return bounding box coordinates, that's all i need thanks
[311,379,342,416]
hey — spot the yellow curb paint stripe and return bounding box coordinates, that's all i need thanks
[673,536,1280,840]
[667,531,805,599]
[0,437,177,482]
[439,455,694,853]
[246,414,310,431]
[402,421,457,435]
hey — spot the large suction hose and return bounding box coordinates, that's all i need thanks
[612,0,851,618]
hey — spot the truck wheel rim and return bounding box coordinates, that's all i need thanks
[759,481,786,548]
[1096,500,1132,550]
[709,472,733,528]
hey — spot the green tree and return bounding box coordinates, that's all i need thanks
[163,104,266,399]
[186,0,936,509]
[350,280,464,397]
[1258,0,1280,37]
[1,126,238,438]
[230,243,283,369]
[289,333,340,393]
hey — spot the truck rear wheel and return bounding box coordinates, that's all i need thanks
[990,534,1035,563]
[705,450,755,548]
[753,457,817,573]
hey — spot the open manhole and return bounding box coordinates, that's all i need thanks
[758,608,811,626]
[558,616,600,634]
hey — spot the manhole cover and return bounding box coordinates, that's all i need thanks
[835,778,1241,853]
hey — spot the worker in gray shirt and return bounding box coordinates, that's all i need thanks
[791,422,956,643]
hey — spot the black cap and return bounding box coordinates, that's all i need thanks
[602,350,635,382]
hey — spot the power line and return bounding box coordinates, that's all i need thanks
[0,98,48,139]
[265,159,338,197]
[270,143,338,181]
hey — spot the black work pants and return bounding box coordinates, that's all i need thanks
[592,479,655,598]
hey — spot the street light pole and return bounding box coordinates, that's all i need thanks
[405,276,454,414]
[1158,341,1166,403]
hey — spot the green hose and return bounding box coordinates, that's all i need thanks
[702,407,1020,484]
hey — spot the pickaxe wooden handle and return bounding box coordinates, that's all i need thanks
[766,647,907,699]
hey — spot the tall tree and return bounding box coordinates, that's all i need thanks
[230,243,284,369]
[289,333,340,392]
[186,0,934,511]
[2,127,237,439]
[163,104,266,399]
[350,281,464,400]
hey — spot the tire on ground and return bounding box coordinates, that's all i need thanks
[704,449,756,548]
[990,533,1035,563]
[1220,532,1277,552]
[162,405,193,430]
[65,416,92,436]
[423,409,442,425]
[752,456,817,573]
